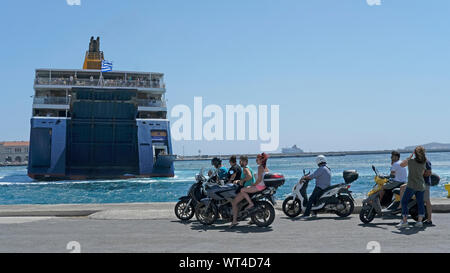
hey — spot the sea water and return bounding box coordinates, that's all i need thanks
[0,153,448,205]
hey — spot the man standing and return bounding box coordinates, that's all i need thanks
[423,159,433,225]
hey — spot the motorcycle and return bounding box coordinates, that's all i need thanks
[195,171,285,227]
[359,165,428,224]
[174,168,221,221]
[282,169,357,218]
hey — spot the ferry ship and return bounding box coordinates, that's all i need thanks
[27,37,175,180]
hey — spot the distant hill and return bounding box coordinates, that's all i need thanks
[404,142,450,150]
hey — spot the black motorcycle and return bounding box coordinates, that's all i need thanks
[174,169,220,221]
[195,173,285,227]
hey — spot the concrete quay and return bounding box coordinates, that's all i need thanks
[0,199,449,253]
[1,198,450,218]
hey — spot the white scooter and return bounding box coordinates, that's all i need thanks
[282,169,358,218]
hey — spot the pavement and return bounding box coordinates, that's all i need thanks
[0,199,449,253]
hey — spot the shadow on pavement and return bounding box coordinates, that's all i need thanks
[186,221,273,234]
[357,220,429,234]
[280,216,352,222]
[170,219,196,225]
[358,222,397,230]
[391,222,427,235]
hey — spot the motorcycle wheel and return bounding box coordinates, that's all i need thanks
[195,202,218,225]
[282,196,302,218]
[335,195,354,217]
[359,205,376,224]
[174,199,195,221]
[251,201,276,227]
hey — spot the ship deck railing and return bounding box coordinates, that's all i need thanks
[35,78,165,89]
[136,99,166,107]
[33,96,70,105]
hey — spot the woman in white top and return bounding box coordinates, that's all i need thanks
[230,153,269,228]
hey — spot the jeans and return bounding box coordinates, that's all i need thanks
[303,187,325,216]
[401,187,425,218]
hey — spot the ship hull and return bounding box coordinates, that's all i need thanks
[27,89,174,181]
[28,173,175,181]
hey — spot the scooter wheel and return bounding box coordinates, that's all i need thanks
[359,205,376,224]
[335,195,354,217]
[282,196,302,218]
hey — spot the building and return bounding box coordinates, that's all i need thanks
[0,141,29,165]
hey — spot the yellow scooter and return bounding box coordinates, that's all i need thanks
[359,165,426,224]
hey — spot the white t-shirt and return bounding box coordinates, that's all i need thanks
[390,160,407,183]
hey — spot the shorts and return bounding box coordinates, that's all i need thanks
[424,185,430,202]
[382,180,404,190]
[255,184,266,191]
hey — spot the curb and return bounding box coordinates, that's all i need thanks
[0,199,449,217]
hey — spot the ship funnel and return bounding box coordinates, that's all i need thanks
[83,36,104,70]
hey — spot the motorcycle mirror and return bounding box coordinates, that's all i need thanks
[371,165,378,175]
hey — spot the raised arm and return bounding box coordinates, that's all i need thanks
[400,153,414,168]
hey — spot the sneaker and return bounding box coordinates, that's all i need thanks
[396,221,409,229]
[423,219,433,226]
[414,221,423,228]
[299,215,313,220]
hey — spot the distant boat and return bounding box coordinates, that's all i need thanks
[282,145,304,154]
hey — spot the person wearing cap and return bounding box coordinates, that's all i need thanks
[299,155,332,219]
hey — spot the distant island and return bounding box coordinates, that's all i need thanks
[403,142,450,151]
[176,142,450,161]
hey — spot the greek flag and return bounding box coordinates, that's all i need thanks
[101,60,113,72]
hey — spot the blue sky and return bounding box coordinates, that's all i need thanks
[0,0,449,155]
